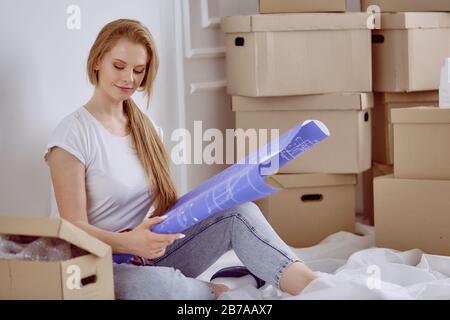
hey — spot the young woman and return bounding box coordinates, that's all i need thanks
[44,19,317,300]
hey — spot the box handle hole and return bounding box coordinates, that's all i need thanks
[235,37,245,47]
[81,274,97,287]
[364,112,369,122]
[301,194,323,202]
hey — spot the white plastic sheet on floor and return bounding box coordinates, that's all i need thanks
[197,223,450,300]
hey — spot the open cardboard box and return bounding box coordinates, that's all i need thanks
[0,215,114,300]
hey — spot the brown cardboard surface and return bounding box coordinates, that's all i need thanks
[372,92,438,164]
[391,106,450,123]
[374,174,450,256]
[256,173,356,248]
[233,93,373,174]
[362,0,450,13]
[0,215,114,300]
[268,173,357,189]
[392,107,450,179]
[372,13,450,92]
[61,254,114,299]
[0,215,109,257]
[7,260,63,300]
[373,162,394,177]
[222,13,372,97]
[260,0,350,13]
[360,162,393,225]
[221,13,370,33]
[232,93,373,111]
[380,91,440,104]
[378,12,450,29]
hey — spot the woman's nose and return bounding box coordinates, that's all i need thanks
[123,69,134,84]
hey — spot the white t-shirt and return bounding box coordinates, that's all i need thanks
[44,106,162,232]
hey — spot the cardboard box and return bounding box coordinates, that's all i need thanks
[372,91,438,164]
[372,13,450,92]
[359,162,393,225]
[221,13,372,97]
[256,173,356,248]
[392,107,450,180]
[374,174,450,256]
[0,215,114,300]
[233,93,373,174]
[362,0,450,12]
[260,0,352,13]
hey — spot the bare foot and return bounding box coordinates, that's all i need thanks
[279,262,317,296]
[210,283,230,299]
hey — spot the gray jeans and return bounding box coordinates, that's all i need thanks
[113,201,301,300]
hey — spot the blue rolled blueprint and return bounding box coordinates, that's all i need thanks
[113,120,330,264]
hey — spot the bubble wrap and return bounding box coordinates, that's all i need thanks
[0,235,86,261]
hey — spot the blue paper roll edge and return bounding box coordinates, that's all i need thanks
[303,119,330,137]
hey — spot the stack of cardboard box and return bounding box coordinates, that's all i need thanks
[374,107,450,256]
[358,0,450,255]
[359,0,450,226]
[221,1,373,247]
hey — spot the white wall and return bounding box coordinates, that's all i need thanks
[0,0,179,217]
[174,0,259,193]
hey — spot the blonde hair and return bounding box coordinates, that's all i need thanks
[87,19,178,217]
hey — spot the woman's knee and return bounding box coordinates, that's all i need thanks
[214,202,264,224]
[233,201,265,222]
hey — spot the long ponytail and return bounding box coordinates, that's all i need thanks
[123,98,178,216]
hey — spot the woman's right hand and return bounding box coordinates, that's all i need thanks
[122,216,185,260]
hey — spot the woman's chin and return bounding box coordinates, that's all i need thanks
[109,92,132,102]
